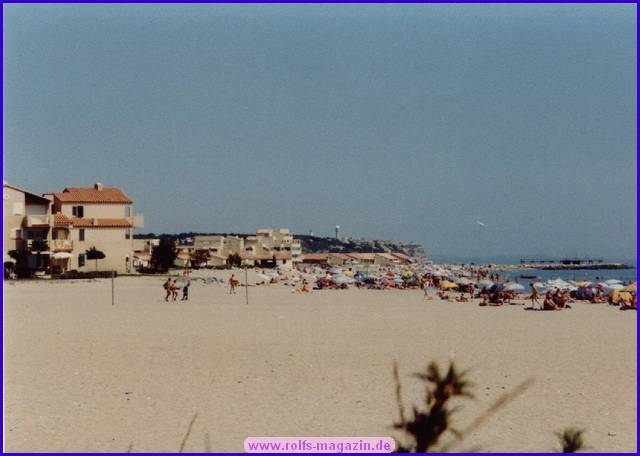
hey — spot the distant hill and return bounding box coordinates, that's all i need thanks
[134,232,427,259]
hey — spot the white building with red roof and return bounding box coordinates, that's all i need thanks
[47,183,144,273]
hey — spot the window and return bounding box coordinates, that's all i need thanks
[125,229,131,240]
[78,253,86,267]
[125,206,131,217]
[10,228,22,240]
[12,202,24,215]
[79,229,85,241]
[72,206,84,217]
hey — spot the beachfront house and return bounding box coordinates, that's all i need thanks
[374,253,402,267]
[48,183,144,273]
[301,253,329,267]
[3,182,53,272]
[346,253,376,265]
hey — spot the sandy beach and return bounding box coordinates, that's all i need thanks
[3,273,637,452]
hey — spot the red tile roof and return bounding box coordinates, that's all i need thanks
[54,187,132,204]
[54,213,132,228]
[54,213,73,226]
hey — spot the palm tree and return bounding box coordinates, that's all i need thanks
[86,247,106,271]
[30,239,49,271]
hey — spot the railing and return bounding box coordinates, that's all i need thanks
[25,214,50,227]
[133,214,144,228]
[52,239,73,250]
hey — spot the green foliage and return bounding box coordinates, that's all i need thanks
[151,238,177,272]
[556,428,587,453]
[191,249,210,267]
[30,239,49,270]
[86,246,106,271]
[227,253,242,267]
[8,249,32,278]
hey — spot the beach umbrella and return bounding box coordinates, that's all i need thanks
[617,291,633,302]
[456,277,475,286]
[52,252,72,259]
[605,279,623,285]
[532,282,546,290]
[622,283,637,293]
[477,279,494,289]
[489,283,505,293]
[574,281,592,287]
[393,277,404,284]
[605,283,624,291]
[504,283,526,292]
[440,281,458,290]
[401,271,414,279]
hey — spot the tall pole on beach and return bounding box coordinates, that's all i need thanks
[111,270,115,306]
[244,266,249,305]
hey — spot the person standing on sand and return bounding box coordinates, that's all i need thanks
[171,279,179,301]
[528,283,540,309]
[229,274,237,294]
[181,280,190,301]
[163,278,172,302]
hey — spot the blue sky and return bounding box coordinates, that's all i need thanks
[3,4,636,261]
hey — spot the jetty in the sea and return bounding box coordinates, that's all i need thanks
[519,258,632,270]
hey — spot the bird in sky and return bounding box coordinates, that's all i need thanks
[476,220,487,227]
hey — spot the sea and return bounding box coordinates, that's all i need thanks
[431,256,637,284]
[502,267,637,285]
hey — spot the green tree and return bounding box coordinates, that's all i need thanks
[151,238,177,273]
[227,252,242,268]
[30,239,49,271]
[191,249,210,267]
[8,249,31,278]
[86,247,106,271]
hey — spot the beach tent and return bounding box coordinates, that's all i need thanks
[575,287,594,300]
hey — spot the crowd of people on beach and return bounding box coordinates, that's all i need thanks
[157,263,636,312]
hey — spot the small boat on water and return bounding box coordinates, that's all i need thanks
[520,275,538,279]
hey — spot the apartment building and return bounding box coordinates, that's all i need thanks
[3,182,53,269]
[48,183,144,273]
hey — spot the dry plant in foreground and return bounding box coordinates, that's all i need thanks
[393,359,535,452]
[556,427,588,453]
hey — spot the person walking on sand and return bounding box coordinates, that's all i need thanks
[181,280,190,301]
[163,278,172,302]
[229,274,238,294]
[528,283,540,309]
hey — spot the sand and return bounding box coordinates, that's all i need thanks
[3,272,637,452]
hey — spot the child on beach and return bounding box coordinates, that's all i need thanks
[229,274,238,294]
[181,280,190,301]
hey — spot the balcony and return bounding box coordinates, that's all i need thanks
[24,214,51,227]
[133,214,144,228]
[52,239,74,251]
